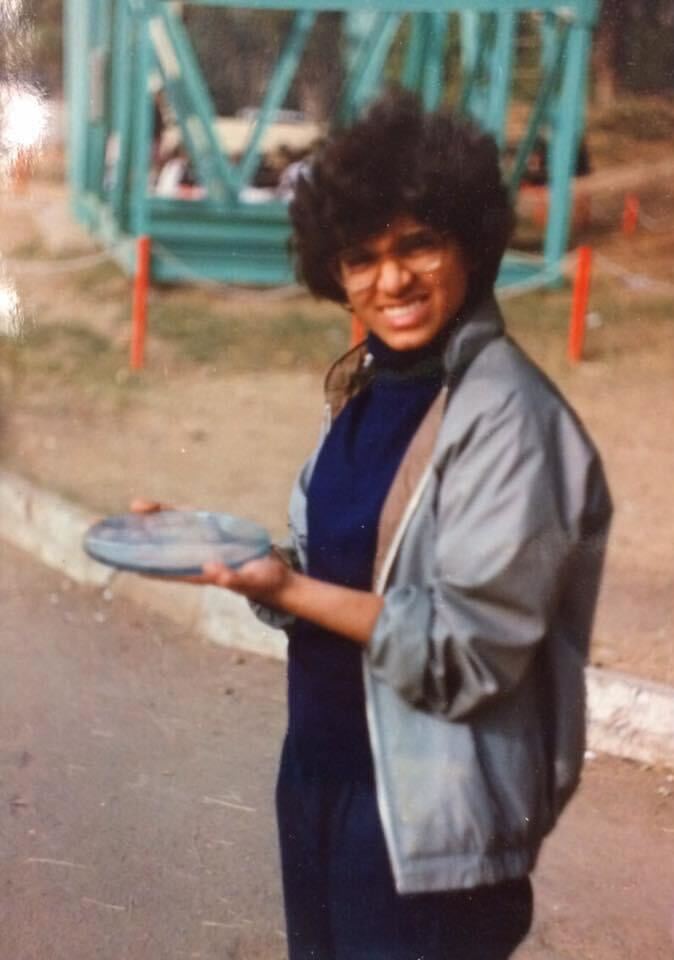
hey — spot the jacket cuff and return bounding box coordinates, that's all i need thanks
[366,585,434,705]
[248,599,295,631]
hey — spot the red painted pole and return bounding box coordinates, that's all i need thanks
[622,193,640,236]
[568,246,592,364]
[130,235,151,371]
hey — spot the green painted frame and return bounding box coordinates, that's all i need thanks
[65,0,599,288]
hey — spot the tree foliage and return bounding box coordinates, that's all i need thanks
[184,7,343,120]
[0,0,63,91]
[594,0,674,101]
[4,1,673,102]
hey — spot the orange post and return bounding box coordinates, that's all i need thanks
[349,313,366,347]
[622,193,640,236]
[12,148,33,194]
[568,246,592,364]
[130,235,152,371]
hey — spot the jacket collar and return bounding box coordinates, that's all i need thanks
[442,296,505,387]
[324,297,505,419]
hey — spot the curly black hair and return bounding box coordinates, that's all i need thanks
[289,90,514,309]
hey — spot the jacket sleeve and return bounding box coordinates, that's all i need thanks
[366,385,607,720]
[248,447,315,631]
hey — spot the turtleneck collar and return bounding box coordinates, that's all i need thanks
[366,323,452,381]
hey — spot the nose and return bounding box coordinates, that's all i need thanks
[376,255,414,295]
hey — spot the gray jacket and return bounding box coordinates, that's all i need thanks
[261,297,612,894]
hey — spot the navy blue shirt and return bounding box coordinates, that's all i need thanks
[287,333,445,782]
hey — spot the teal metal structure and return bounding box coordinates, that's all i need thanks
[65,0,599,288]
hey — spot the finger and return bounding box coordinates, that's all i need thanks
[144,573,211,584]
[130,498,164,514]
[205,557,276,586]
[202,562,237,587]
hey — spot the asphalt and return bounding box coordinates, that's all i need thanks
[1,540,673,960]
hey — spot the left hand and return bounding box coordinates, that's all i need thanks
[198,551,292,605]
[155,550,381,647]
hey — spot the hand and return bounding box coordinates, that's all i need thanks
[200,551,381,646]
[200,552,293,605]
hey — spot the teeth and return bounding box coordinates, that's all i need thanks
[383,300,423,317]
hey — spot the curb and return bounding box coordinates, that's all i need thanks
[1,468,672,768]
[0,469,286,661]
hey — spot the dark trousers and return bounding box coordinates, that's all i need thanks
[276,737,534,960]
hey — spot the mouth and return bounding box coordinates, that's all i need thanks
[379,297,429,329]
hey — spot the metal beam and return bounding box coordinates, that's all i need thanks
[403,13,448,109]
[66,0,600,289]
[402,15,425,90]
[108,0,135,224]
[65,0,89,207]
[422,14,448,109]
[154,0,598,20]
[544,17,593,270]
[147,1,238,202]
[234,11,317,191]
[129,12,154,235]
[482,11,515,147]
[458,14,494,118]
[508,17,570,193]
[337,12,402,124]
[86,1,114,200]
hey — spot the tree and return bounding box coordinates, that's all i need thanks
[593,0,674,103]
[185,7,343,121]
[31,0,64,94]
[0,0,63,93]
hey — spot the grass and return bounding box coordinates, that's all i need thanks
[145,297,349,369]
[505,276,674,383]
[0,282,350,416]
[144,301,232,364]
[7,239,48,260]
[23,321,111,354]
[2,94,672,415]
[71,258,128,293]
[5,320,131,398]
[8,238,109,263]
[4,269,671,404]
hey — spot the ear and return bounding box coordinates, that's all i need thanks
[349,314,367,346]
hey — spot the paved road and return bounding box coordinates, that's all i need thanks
[1,542,672,960]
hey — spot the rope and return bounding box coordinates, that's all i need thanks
[498,247,674,302]
[593,252,674,296]
[1,248,119,275]
[638,207,674,234]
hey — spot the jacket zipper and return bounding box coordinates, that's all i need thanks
[363,460,436,889]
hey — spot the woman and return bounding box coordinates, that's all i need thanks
[167,92,611,959]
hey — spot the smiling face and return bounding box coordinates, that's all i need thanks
[337,217,470,352]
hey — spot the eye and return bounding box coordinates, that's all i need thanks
[397,231,443,256]
[340,247,376,271]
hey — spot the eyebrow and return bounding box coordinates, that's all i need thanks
[396,228,441,244]
[346,228,441,254]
